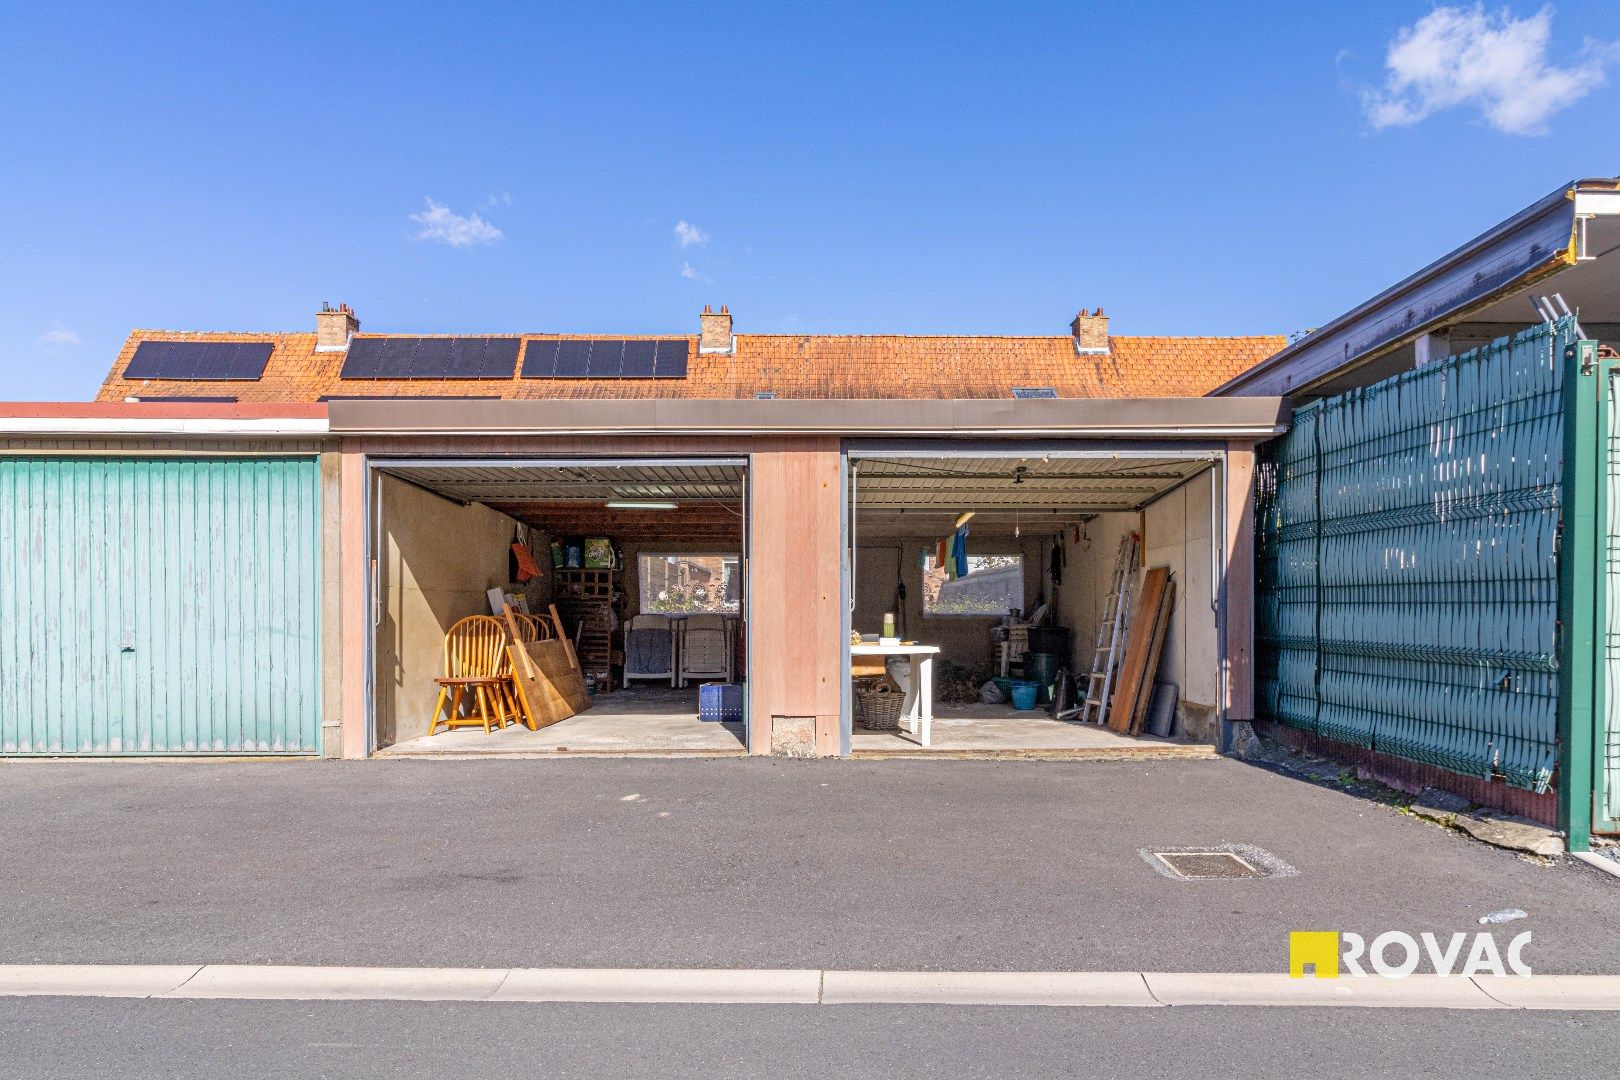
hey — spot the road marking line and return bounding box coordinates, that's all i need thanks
[0,966,1616,1009]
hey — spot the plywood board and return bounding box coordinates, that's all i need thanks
[1109,567,1170,735]
[503,605,591,729]
[1128,579,1176,736]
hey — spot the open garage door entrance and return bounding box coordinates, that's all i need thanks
[366,457,749,756]
[846,446,1228,756]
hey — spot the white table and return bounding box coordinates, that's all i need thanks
[851,643,941,747]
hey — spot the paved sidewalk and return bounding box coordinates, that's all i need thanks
[0,757,1614,973]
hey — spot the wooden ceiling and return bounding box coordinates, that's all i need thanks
[489,501,743,544]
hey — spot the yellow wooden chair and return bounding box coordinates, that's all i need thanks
[428,615,515,735]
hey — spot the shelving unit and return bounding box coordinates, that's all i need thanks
[553,567,616,693]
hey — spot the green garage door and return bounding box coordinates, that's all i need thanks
[0,456,322,755]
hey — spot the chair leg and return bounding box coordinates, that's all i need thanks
[474,685,494,733]
[429,685,449,735]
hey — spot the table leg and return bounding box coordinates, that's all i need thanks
[900,661,920,737]
[918,655,933,748]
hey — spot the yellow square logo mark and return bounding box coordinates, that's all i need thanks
[1289,931,1340,979]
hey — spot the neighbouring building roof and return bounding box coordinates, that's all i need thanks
[97,327,1284,404]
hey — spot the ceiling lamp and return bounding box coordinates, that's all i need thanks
[605,500,678,510]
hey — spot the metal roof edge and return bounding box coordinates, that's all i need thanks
[326,397,1290,439]
[0,402,330,436]
[1213,178,1617,398]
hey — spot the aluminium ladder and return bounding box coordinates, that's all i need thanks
[1080,533,1139,726]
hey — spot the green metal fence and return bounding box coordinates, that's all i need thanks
[1257,319,1573,793]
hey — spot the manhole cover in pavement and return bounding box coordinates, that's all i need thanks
[1154,851,1261,879]
[1140,844,1297,880]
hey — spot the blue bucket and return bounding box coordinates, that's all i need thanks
[1009,680,1039,711]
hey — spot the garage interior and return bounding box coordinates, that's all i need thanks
[848,451,1225,754]
[371,459,749,756]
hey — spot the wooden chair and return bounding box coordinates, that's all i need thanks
[428,615,515,735]
[501,613,541,729]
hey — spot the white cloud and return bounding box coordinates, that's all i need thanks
[1363,4,1617,135]
[36,327,80,349]
[674,220,708,247]
[484,191,513,208]
[410,198,504,247]
[680,261,712,283]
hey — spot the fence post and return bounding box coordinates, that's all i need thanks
[1557,338,1599,852]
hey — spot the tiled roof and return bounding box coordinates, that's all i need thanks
[96,330,1285,402]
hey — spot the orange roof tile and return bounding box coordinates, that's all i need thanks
[96,329,1284,403]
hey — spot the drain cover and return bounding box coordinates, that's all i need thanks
[1154,851,1261,879]
[1140,844,1297,880]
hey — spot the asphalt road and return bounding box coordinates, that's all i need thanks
[1,999,1614,1079]
[0,757,1614,973]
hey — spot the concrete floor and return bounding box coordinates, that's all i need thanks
[382,685,746,756]
[851,702,1208,756]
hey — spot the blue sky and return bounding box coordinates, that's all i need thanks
[2,1,1617,400]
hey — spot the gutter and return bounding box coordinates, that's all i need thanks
[327,397,1291,440]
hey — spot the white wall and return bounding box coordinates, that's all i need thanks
[1142,470,1218,716]
[1052,468,1220,742]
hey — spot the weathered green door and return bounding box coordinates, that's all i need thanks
[0,456,323,755]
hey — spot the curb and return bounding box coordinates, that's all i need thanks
[1,965,1616,1010]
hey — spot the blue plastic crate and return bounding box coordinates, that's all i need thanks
[698,683,744,723]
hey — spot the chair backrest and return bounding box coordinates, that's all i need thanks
[684,614,727,633]
[630,614,672,632]
[511,613,540,643]
[444,615,509,678]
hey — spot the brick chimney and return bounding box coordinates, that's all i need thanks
[1070,308,1109,355]
[315,302,359,352]
[699,304,734,355]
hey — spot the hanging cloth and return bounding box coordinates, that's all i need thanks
[936,537,950,575]
[953,524,970,578]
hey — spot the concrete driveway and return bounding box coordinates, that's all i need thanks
[0,756,1613,973]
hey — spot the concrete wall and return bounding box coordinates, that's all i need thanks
[374,475,522,747]
[853,535,1047,673]
[1052,469,1220,743]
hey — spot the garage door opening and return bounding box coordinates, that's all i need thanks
[847,451,1224,755]
[369,458,748,756]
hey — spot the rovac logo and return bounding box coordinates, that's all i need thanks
[1289,930,1532,979]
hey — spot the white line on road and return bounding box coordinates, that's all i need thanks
[0,965,1617,1010]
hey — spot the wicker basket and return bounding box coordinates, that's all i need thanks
[856,684,906,730]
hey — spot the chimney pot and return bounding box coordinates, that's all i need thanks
[699,304,734,355]
[316,303,359,351]
[1071,308,1109,354]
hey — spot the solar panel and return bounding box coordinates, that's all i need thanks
[654,339,689,378]
[519,337,691,378]
[552,340,591,377]
[521,339,561,378]
[124,341,273,381]
[339,337,520,379]
[620,340,657,378]
[586,340,624,377]
[136,395,239,403]
[1011,387,1059,399]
